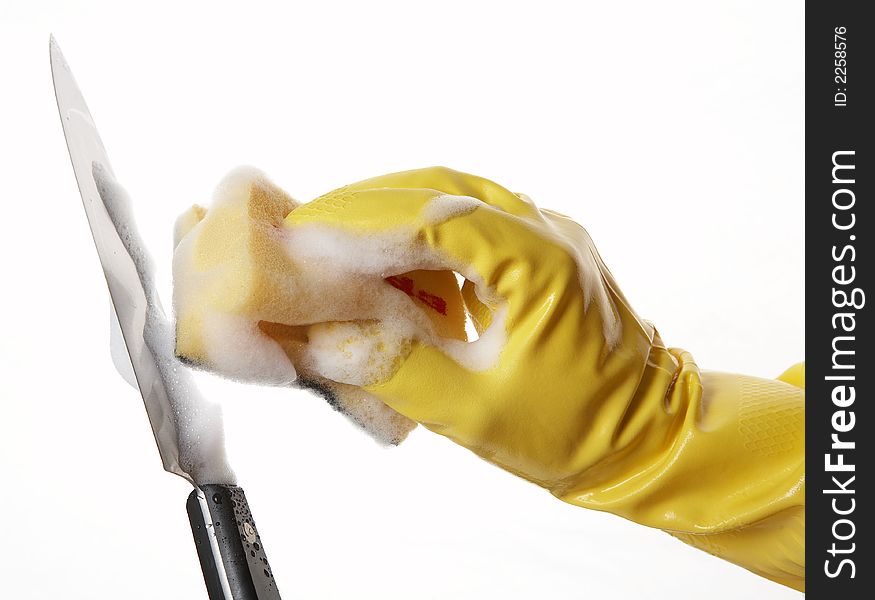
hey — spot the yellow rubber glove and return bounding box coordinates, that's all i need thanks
[281,167,805,591]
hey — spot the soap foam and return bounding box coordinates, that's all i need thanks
[540,208,623,349]
[93,162,236,485]
[420,194,481,225]
[305,321,411,387]
[200,311,298,386]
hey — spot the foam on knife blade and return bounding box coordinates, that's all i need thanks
[93,162,235,486]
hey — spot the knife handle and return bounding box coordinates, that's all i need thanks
[186,485,282,600]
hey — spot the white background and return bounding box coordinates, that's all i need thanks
[1,1,803,598]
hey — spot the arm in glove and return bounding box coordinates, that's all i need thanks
[282,167,805,592]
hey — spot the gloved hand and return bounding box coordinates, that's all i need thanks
[174,166,805,591]
[283,167,805,591]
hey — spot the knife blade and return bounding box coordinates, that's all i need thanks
[49,35,226,484]
[50,38,282,600]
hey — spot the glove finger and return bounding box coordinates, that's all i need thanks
[461,278,493,334]
[338,166,541,220]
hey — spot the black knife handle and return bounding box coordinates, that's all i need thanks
[186,485,282,600]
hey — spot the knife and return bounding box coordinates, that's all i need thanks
[50,36,281,600]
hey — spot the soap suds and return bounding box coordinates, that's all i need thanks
[421,194,481,225]
[201,311,298,386]
[540,208,623,349]
[441,306,507,371]
[306,321,411,387]
[93,162,235,485]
